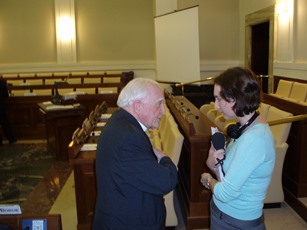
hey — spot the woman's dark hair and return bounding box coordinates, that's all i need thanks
[214,66,261,117]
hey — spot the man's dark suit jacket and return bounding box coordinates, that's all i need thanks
[92,108,178,230]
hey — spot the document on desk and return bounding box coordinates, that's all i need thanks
[100,113,112,120]
[91,130,101,136]
[97,122,106,127]
[45,104,74,111]
[80,143,97,151]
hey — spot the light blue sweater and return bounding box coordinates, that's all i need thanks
[213,123,275,220]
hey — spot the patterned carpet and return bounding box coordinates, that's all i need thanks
[0,143,54,204]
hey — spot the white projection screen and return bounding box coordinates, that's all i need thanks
[154,6,200,83]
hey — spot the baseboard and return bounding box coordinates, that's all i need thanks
[264,203,281,209]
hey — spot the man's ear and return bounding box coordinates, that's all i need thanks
[133,100,142,113]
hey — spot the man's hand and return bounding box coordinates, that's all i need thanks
[153,148,167,163]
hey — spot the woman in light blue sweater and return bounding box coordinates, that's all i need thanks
[201,67,275,229]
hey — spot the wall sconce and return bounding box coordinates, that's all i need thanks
[57,16,75,42]
[275,0,294,62]
[276,0,293,24]
[55,0,76,63]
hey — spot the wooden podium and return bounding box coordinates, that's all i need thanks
[165,95,215,230]
[38,102,86,161]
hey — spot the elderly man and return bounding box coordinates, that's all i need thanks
[92,78,178,230]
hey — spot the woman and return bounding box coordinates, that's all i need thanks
[201,67,275,229]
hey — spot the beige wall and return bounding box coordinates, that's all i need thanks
[0,0,155,78]
[75,0,154,62]
[0,0,306,80]
[0,0,56,64]
[294,0,307,63]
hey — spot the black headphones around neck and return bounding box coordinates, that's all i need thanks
[227,111,260,139]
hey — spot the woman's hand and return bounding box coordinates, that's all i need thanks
[206,143,225,172]
[200,173,213,189]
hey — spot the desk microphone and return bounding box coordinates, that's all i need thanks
[185,112,199,120]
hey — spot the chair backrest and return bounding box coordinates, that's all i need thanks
[58,88,75,95]
[258,102,271,120]
[200,102,214,115]
[71,71,87,76]
[10,89,31,96]
[288,82,307,102]
[163,126,184,166]
[266,106,293,145]
[75,88,96,94]
[36,72,53,77]
[19,73,35,78]
[2,73,18,78]
[32,89,52,96]
[275,79,294,97]
[103,77,121,83]
[67,78,82,84]
[25,79,43,85]
[7,79,24,85]
[160,116,178,151]
[83,77,101,84]
[158,112,172,138]
[214,115,237,134]
[98,87,118,94]
[207,108,221,122]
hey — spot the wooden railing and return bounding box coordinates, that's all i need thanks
[262,75,307,222]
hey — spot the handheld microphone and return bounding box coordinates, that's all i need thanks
[212,132,226,150]
[212,132,226,180]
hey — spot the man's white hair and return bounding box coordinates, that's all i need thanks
[117,78,160,108]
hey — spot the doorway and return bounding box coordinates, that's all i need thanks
[251,21,269,75]
[245,5,274,93]
[251,21,270,93]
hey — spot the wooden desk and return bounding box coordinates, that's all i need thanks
[38,103,86,161]
[166,95,215,230]
[68,108,116,230]
[0,214,62,230]
[6,94,119,140]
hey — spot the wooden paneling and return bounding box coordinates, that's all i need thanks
[0,214,62,230]
[165,95,215,230]
[73,157,97,230]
